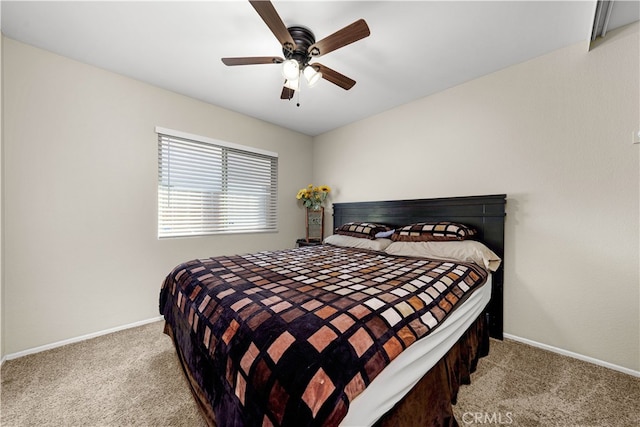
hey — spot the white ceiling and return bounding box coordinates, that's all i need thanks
[2,1,639,136]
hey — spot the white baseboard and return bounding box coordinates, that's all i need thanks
[503,333,639,378]
[1,316,164,364]
[3,321,637,379]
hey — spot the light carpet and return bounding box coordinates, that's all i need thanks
[1,321,638,426]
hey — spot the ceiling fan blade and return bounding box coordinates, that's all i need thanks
[308,19,370,58]
[249,0,297,52]
[314,63,356,90]
[281,86,295,100]
[221,57,283,66]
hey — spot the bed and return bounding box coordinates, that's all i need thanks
[160,194,506,426]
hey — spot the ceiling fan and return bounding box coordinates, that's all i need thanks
[222,0,370,101]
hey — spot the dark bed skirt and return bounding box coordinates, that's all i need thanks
[164,313,489,427]
[374,313,490,427]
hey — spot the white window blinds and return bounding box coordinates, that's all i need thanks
[157,128,278,238]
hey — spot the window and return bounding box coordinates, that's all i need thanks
[157,127,278,238]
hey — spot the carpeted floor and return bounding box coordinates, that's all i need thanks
[1,321,638,426]
[451,336,640,426]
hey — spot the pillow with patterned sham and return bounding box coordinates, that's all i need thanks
[335,222,392,240]
[391,221,477,242]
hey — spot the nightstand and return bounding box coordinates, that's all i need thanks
[296,238,322,247]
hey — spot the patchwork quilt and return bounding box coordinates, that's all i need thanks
[160,244,488,427]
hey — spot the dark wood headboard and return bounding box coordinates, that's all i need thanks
[332,194,506,339]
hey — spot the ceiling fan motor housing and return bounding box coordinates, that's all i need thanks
[284,26,316,67]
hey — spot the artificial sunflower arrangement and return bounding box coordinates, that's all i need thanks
[296,184,331,210]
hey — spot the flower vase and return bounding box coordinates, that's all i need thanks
[305,207,324,243]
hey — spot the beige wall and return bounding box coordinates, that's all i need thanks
[2,38,313,356]
[1,29,4,359]
[314,23,640,372]
[2,23,639,373]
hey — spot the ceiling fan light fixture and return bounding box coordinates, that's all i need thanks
[303,65,322,87]
[284,78,299,91]
[282,59,300,80]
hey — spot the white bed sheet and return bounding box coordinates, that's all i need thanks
[340,276,493,426]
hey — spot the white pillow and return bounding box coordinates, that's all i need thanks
[384,240,501,271]
[324,234,392,252]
